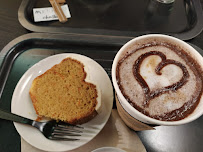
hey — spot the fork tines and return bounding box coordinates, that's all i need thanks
[57,121,84,129]
[50,122,84,141]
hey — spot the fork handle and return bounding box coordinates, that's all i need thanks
[0,109,33,125]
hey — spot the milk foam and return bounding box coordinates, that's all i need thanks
[140,55,183,91]
[117,43,202,120]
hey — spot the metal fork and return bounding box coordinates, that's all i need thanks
[0,109,83,141]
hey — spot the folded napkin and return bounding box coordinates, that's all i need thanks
[21,109,146,152]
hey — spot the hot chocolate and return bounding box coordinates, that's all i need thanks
[116,39,203,121]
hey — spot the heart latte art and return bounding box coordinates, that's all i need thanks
[116,41,203,121]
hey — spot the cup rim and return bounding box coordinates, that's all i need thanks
[112,34,203,126]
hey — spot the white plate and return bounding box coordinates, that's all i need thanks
[11,53,114,152]
[92,147,126,152]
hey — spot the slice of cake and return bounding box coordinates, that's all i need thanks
[29,57,101,124]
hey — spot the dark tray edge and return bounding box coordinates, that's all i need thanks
[18,0,203,40]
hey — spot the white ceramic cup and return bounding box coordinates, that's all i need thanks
[112,34,203,126]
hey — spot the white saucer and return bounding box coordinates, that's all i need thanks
[11,53,114,152]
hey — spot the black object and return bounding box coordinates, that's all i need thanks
[18,0,203,40]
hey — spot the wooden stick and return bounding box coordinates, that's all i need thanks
[57,0,66,4]
[49,0,67,23]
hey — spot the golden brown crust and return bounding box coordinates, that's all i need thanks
[69,110,98,125]
[29,57,98,124]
